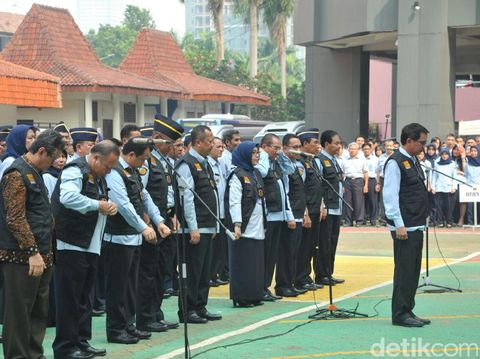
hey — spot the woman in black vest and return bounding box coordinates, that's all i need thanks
[226,141,266,308]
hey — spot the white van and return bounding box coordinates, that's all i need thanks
[253,121,306,143]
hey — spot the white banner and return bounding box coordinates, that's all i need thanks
[459,184,480,203]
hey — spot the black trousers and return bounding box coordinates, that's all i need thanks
[275,222,302,290]
[93,244,106,312]
[3,264,52,359]
[210,221,228,281]
[295,214,319,286]
[154,236,172,322]
[391,230,423,321]
[314,214,341,280]
[53,251,99,357]
[264,221,287,291]
[177,233,213,317]
[163,233,179,292]
[344,178,366,224]
[437,192,455,225]
[365,178,379,225]
[105,243,140,337]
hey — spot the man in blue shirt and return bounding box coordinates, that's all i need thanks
[52,141,120,359]
[383,123,430,327]
[176,125,222,324]
[68,128,97,163]
[103,139,171,344]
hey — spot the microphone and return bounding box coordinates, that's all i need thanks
[289,150,315,158]
[132,138,172,145]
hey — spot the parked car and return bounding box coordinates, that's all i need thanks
[253,121,306,143]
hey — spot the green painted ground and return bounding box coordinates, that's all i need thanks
[27,230,480,358]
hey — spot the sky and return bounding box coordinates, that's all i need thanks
[0,0,186,36]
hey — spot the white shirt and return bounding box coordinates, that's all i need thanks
[342,155,367,179]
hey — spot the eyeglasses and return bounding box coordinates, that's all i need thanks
[267,145,281,151]
[289,145,301,149]
[417,140,427,145]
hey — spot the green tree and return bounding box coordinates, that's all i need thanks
[86,5,156,67]
[208,0,225,64]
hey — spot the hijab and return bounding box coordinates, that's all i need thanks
[2,125,34,161]
[232,141,259,173]
[467,145,480,167]
[425,144,438,166]
[437,147,453,166]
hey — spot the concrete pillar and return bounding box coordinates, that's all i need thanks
[396,0,455,136]
[305,46,365,143]
[160,97,168,117]
[173,100,185,120]
[224,102,231,114]
[112,93,121,139]
[137,96,145,126]
[84,93,93,128]
[246,105,252,118]
[203,101,210,115]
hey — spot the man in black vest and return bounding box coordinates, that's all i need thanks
[176,125,222,323]
[275,134,309,297]
[294,129,323,291]
[315,130,345,286]
[0,130,64,359]
[257,133,296,301]
[136,115,183,333]
[384,123,430,327]
[103,138,171,343]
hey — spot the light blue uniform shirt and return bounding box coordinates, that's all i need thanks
[365,154,379,178]
[432,162,456,193]
[208,155,227,219]
[0,156,15,180]
[42,173,58,199]
[256,151,295,222]
[228,174,265,240]
[376,153,389,178]
[176,148,219,233]
[465,160,480,186]
[317,150,343,216]
[56,162,106,255]
[67,152,80,164]
[221,149,233,174]
[103,157,164,246]
[383,147,425,232]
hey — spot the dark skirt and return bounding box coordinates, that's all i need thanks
[228,237,264,302]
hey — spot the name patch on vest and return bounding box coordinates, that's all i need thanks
[402,160,411,170]
[194,163,202,171]
[88,173,95,184]
[323,160,332,167]
[123,169,131,177]
[166,175,172,185]
[243,176,251,184]
[305,162,311,169]
[26,173,36,184]
[138,167,148,176]
[257,188,264,198]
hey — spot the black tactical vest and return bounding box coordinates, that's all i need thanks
[317,153,343,210]
[299,157,323,215]
[263,159,283,212]
[385,150,428,227]
[288,163,307,219]
[176,152,217,228]
[224,167,266,233]
[0,157,52,253]
[105,165,145,235]
[146,153,171,218]
[52,156,107,248]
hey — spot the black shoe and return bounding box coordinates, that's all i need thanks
[215,278,229,285]
[332,277,345,284]
[294,287,308,295]
[392,317,425,327]
[66,350,94,359]
[91,309,105,317]
[126,327,151,340]
[197,310,222,321]
[137,322,169,332]
[233,300,254,308]
[314,283,324,289]
[78,344,106,357]
[250,300,264,306]
[275,288,298,297]
[159,319,179,329]
[209,280,220,287]
[165,288,179,296]
[107,332,139,344]
[265,289,282,300]
[295,283,316,291]
[262,293,276,302]
[411,313,431,325]
[317,277,335,286]
[163,291,172,299]
[179,312,208,324]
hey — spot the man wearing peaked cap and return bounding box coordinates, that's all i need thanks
[294,128,324,292]
[139,126,154,138]
[134,115,184,332]
[69,127,98,163]
[0,126,12,163]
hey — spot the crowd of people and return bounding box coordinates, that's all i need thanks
[0,118,478,358]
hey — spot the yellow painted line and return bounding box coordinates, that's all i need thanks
[270,346,480,359]
[355,291,480,299]
[278,314,480,324]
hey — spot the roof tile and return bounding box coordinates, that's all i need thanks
[0,11,24,34]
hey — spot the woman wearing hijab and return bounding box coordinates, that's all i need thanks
[225,141,266,307]
[432,148,457,228]
[465,145,480,225]
[0,125,36,179]
[42,149,67,199]
[425,143,440,224]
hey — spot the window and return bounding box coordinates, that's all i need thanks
[124,103,136,123]
[187,111,196,118]
[92,101,98,122]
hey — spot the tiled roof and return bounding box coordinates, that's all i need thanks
[120,29,270,106]
[0,4,183,98]
[0,11,24,34]
[0,59,61,108]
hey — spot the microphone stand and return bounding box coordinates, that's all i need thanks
[304,154,368,320]
[418,164,467,294]
[159,153,235,359]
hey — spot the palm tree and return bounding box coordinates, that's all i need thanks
[262,0,294,99]
[233,0,262,78]
[207,0,225,64]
